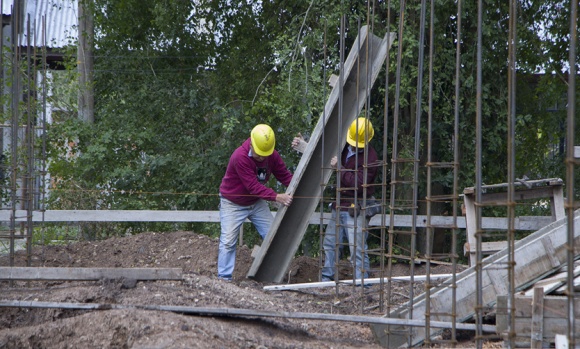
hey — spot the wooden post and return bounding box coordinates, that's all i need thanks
[463,193,477,266]
[550,184,565,221]
[531,287,545,348]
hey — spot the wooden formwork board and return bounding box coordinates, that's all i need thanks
[496,294,580,347]
[247,26,396,283]
[371,210,580,348]
[0,267,182,281]
[0,210,332,224]
[0,210,554,231]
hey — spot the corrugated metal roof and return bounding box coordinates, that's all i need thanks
[3,0,78,48]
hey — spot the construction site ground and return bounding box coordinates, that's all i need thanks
[0,230,502,348]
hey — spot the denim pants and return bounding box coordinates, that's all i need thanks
[217,196,273,280]
[321,209,370,281]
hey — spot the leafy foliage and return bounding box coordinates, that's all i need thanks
[43,0,578,243]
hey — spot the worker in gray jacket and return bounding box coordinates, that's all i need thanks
[293,117,379,282]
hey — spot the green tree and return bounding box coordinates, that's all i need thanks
[44,0,577,242]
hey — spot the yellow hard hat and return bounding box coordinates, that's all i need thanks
[346,117,374,148]
[251,124,276,156]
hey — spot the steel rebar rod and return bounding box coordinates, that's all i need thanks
[475,0,484,347]
[565,0,578,347]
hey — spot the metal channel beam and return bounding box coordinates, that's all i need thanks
[371,211,580,348]
[247,26,396,282]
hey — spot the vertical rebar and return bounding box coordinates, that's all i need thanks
[385,0,407,344]
[378,0,393,313]
[333,11,345,295]
[565,0,578,347]
[506,1,517,348]
[351,16,361,292]
[25,14,33,266]
[425,0,434,343]
[408,0,427,330]
[318,20,328,283]
[358,0,372,299]
[9,0,21,268]
[475,0,484,347]
[450,0,462,345]
[40,15,48,262]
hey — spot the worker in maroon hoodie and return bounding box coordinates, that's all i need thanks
[217,124,293,281]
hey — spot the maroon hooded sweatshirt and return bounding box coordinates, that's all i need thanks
[219,138,293,206]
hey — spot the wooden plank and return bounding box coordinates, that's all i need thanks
[263,274,453,291]
[508,296,580,319]
[498,294,580,348]
[508,318,580,344]
[0,210,333,224]
[463,178,563,193]
[526,273,568,296]
[554,273,580,294]
[0,210,553,232]
[496,295,508,332]
[480,241,511,254]
[0,210,224,222]
[463,193,478,266]
[477,186,561,204]
[551,185,565,221]
[525,263,580,296]
[486,266,509,297]
[0,267,183,281]
[541,236,563,269]
[531,287,544,349]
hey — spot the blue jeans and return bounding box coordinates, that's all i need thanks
[322,209,370,281]
[217,196,273,280]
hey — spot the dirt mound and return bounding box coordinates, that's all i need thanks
[0,230,480,348]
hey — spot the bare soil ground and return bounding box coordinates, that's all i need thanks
[0,231,500,348]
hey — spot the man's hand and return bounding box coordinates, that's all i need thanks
[291,133,308,153]
[330,156,338,168]
[276,193,293,207]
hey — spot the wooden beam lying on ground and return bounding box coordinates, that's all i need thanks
[0,300,496,332]
[263,274,454,291]
[0,267,182,281]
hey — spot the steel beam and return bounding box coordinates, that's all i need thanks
[247,26,395,282]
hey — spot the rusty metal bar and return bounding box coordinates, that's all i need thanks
[565,0,578,347]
